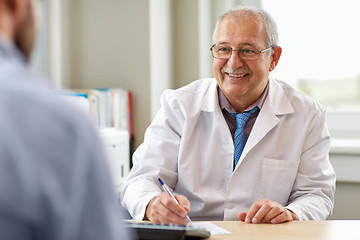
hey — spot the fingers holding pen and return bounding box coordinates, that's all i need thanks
[145,192,190,225]
[175,194,191,212]
[160,192,190,219]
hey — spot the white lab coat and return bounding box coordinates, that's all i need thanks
[121,77,336,221]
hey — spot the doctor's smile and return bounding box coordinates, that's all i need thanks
[226,73,248,78]
[222,69,251,81]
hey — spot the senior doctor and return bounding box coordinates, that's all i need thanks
[121,7,336,224]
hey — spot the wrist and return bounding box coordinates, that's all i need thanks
[143,196,157,220]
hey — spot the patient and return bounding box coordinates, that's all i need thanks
[0,0,133,239]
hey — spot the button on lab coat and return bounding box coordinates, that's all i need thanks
[121,77,336,221]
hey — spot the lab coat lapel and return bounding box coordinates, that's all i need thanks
[199,79,219,113]
[235,78,294,168]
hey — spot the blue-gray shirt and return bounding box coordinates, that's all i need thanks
[0,36,133,240]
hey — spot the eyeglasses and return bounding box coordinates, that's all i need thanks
[210,45,273,61]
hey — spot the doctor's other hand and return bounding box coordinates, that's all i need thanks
[237,198,299,224]
[144,192,190,225]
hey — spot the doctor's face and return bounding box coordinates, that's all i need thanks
[212,13,279,112]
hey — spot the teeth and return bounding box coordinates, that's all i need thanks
[228,73,246,78]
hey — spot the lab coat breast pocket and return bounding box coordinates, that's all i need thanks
[259,158,299,205]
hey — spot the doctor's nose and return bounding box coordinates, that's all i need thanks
[226,50,245,69]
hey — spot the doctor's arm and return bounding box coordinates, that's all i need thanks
[121,89,187,221]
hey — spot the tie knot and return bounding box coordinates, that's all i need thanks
[234,107,258,129]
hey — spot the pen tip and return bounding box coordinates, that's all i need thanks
[158,178,164,185]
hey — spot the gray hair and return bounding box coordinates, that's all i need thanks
[212,6,279,48]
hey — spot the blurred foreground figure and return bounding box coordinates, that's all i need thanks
[0,0,133,239]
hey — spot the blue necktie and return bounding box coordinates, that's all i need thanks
[232,107,258,167]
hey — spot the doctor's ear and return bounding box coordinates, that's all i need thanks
[268,46,282,72]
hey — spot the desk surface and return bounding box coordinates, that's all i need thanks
[209,220,360,240]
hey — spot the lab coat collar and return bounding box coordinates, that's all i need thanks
[199,77,294,116]
[265,76,294,116]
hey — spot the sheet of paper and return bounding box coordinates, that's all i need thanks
[191,222,231,235]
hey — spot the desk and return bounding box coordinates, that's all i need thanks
[209,221,360,240]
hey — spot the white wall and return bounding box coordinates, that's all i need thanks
[65,0,150,150]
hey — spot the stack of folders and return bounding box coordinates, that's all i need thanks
[60,88,133,141]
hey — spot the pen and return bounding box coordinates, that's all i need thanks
[158,177,192,224]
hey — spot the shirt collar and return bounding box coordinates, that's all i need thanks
[0,33,27,65]
[218,82,269,114]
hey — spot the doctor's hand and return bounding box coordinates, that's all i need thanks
[144,192,190,225]
[237,198,298,224]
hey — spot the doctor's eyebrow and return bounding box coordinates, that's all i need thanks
[214,42,257,48]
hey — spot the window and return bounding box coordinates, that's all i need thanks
[262,0,360,138]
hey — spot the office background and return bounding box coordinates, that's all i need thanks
[32,0,360,220]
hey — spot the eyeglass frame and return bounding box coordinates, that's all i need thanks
[210,45,274,61]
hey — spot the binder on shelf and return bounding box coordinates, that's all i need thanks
[62,87,133,141]
[58,92,91,116]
